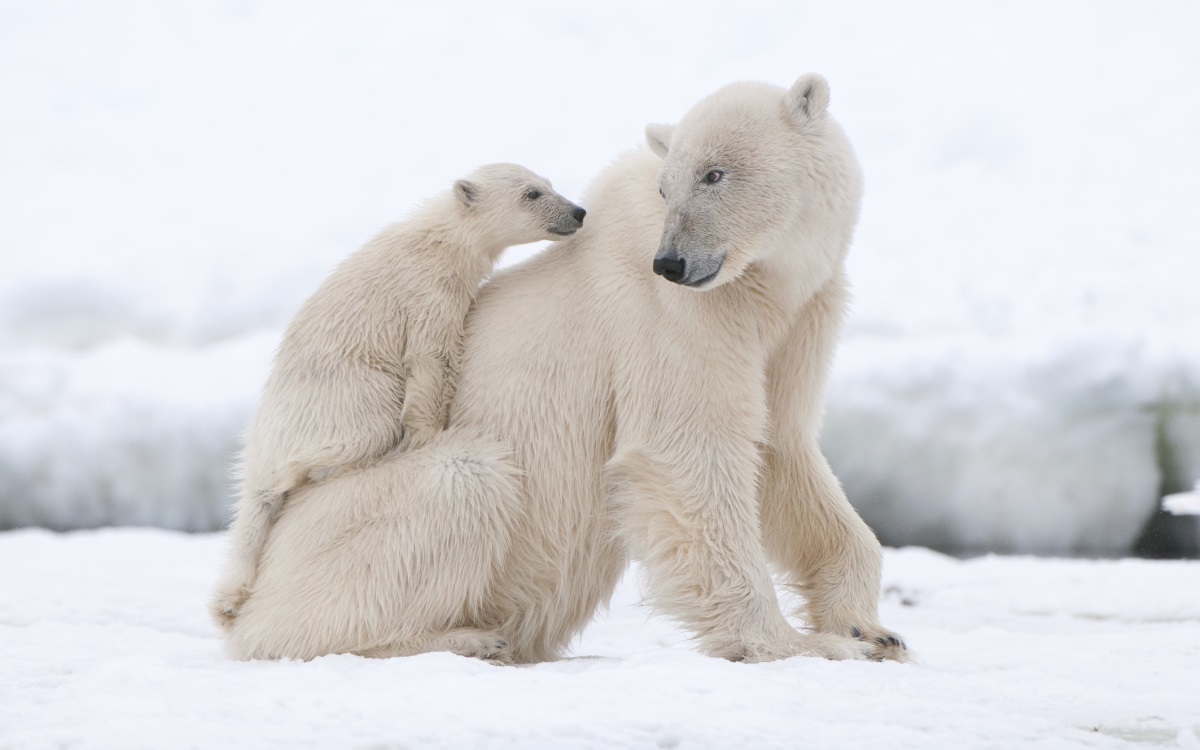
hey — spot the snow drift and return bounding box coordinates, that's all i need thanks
[1,2,1197,555]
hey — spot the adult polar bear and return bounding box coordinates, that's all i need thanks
[225,74,907,664]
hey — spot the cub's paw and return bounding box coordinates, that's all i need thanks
[209,584,251,628]
[401,422,443,452]
[846,624,911,663]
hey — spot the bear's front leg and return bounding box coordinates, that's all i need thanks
[759,441,909,662]
[606,447,874,663]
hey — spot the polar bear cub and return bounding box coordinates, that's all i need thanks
[210,164,585,627]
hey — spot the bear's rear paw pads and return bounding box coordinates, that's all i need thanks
[209,585,252,628]
[848,624,911,663]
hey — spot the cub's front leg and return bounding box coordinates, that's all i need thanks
[399,308,465,450]
[399,348,453,450]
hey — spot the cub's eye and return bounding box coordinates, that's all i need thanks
[525,189,541,200]
[704,169,724,184]
[659,188,666,200]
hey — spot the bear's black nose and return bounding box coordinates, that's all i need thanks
[653,252,686,283]
[571,206,586,223]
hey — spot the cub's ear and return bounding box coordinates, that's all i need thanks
[454,179,478,207]
[645,123,674,159]
[786,73,830,124]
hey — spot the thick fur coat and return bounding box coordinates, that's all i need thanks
[210,165,584,627]
[222,75,907,664]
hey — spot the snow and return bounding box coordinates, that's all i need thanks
[2,528,1198,748]
[0,336,271,530]
[1,2,1198,551]
[1165,485,1200,516]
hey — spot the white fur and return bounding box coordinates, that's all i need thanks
[223,75,907,664]
[210,164,583,628]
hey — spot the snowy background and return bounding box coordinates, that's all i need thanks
[4,3,1200,748]
[3,529,1199,748]
[3,1,1198,555]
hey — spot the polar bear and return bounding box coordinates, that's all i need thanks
[210,164,586,627]
[223,74,907,664]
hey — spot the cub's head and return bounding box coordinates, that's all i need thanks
[645,73,862,291]
[454,163,586,248]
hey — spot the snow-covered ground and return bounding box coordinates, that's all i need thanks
[2,528,1198,749]
[2,2,1199,553]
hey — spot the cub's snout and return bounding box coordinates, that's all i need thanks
[550,204,587,236]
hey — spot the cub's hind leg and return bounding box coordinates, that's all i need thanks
[210,484,289,628]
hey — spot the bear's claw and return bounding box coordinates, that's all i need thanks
[844,624,910,661]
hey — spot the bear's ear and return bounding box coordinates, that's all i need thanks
[454,179,478,208]
[786,73,830,124]
[645,123,674,159]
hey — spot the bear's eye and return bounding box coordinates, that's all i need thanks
[704,169,724,184]
[659,188,666,200]
[525,189,542,200]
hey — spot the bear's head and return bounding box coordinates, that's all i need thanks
[454,164,586,251]
[644,73,862,292]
